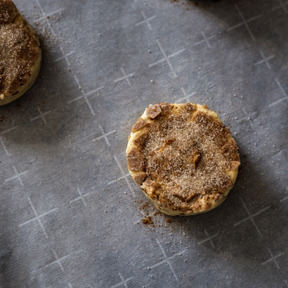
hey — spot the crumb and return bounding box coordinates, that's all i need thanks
[142,216,154,225]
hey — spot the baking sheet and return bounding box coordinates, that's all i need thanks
[1,0,288,287]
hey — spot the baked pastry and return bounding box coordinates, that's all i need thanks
[126,103,240,216]
[0,0,41,106]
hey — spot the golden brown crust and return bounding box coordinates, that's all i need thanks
[0,0,41,104]
[126,103,240,216]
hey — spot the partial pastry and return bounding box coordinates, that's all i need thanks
[0,0,41,106]
[126,103,240,216]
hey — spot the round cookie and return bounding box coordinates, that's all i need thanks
[0,0,41,106]
[126,103,240,216]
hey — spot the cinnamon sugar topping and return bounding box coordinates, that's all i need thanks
[0,0,41,98]
[127,103,240,214]
[0,0,18,24]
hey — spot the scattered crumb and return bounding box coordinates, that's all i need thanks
[142,216,154,225]
[137,199,174,228]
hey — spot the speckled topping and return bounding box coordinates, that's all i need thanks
[0,0,41,100]
[126,103,240,216]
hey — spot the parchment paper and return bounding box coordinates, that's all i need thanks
[1,0,287,287]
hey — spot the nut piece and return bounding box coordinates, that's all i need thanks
[146,104,162,119]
